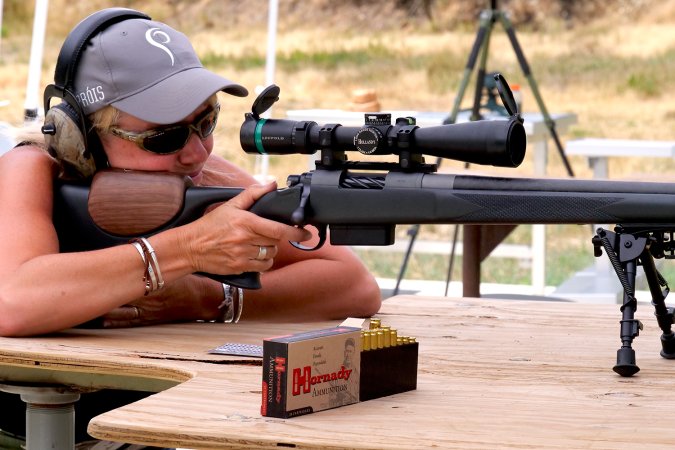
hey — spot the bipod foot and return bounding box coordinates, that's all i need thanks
[660,333,675,359]
[613,347,640,377]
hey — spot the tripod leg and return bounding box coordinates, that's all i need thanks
[640,248,675,358]
[444,10,493,125]
[393,225,420,297]
[444,225,461,296]
[469,10,496,121]
[470,25,492,121]
[497,13,575,177]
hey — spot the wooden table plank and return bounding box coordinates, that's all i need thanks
[1,296,674,449]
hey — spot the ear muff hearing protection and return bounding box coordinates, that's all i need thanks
[41,8,150,179]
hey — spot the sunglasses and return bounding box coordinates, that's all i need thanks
[109,104,220,154]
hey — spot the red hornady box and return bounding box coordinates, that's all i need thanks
[261,326,361,418]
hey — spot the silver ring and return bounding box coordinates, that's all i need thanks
[255,245,268,261]
[131,305,141,320]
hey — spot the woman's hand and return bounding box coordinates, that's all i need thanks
[178,182,312,277]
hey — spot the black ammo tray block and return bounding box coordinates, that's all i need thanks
[359,342,419,402]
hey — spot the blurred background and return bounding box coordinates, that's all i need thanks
[1,0,674,298]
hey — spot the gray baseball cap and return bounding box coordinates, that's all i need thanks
[73,18,248,124]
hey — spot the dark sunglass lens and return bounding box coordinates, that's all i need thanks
[143,128,190,154]
[199,113,218,138]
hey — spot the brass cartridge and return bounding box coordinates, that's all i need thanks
[362,330,371,351]
[382,329,390,347]
[389,329,398,346]
[369,330,378,349]
[376,330,384,349]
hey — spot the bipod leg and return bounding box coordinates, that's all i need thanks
[615,259,641,377]
[593,228,645,376]
[640,246,675,358]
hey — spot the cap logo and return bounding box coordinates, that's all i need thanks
[145,28,175,66]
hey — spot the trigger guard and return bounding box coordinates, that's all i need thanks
[290,225,327,251]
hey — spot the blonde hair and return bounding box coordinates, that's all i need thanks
[90,105,121,134]
[13,122,47,149]
[90,93,219,134]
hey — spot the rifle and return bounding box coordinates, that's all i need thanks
[53,81,675,377]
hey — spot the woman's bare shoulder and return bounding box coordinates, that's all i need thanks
[0,144,57,181]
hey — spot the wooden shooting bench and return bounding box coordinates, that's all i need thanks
[2,295,675,449]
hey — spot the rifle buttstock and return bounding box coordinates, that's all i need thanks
[88,170,189,236]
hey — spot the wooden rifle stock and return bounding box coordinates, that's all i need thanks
[88,170,188,236]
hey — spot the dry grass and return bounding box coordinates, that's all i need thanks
[2,1,674,177]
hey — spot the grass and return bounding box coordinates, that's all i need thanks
[1,1,675,290]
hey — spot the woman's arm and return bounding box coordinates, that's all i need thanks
[0,147,310,335]
[0,147,148,334]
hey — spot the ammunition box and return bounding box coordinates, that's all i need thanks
[261,326,361,418]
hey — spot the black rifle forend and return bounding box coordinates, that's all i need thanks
[54,170,675,290]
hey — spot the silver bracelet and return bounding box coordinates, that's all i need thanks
[130,238,164,296]
[139,237,164,290]
[131,240,153,295]
[233,287,244,323]
[217,284,244,324]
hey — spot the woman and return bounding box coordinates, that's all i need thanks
[0,10,382,449]
[0,12,381,336]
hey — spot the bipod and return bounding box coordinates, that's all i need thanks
[593,226,675,376]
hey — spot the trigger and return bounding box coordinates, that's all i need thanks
[290,173,312,226]
[290,225,327,251]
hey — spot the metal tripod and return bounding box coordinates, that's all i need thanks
[393,0,575,297]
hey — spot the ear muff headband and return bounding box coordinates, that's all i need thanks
[43,8,151,173]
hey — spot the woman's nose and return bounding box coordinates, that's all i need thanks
[177,133,210,165]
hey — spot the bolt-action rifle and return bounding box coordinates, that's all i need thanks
[53,79,675,377]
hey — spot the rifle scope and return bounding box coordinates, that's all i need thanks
[241,113,526,168]
[239,84,527,169]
